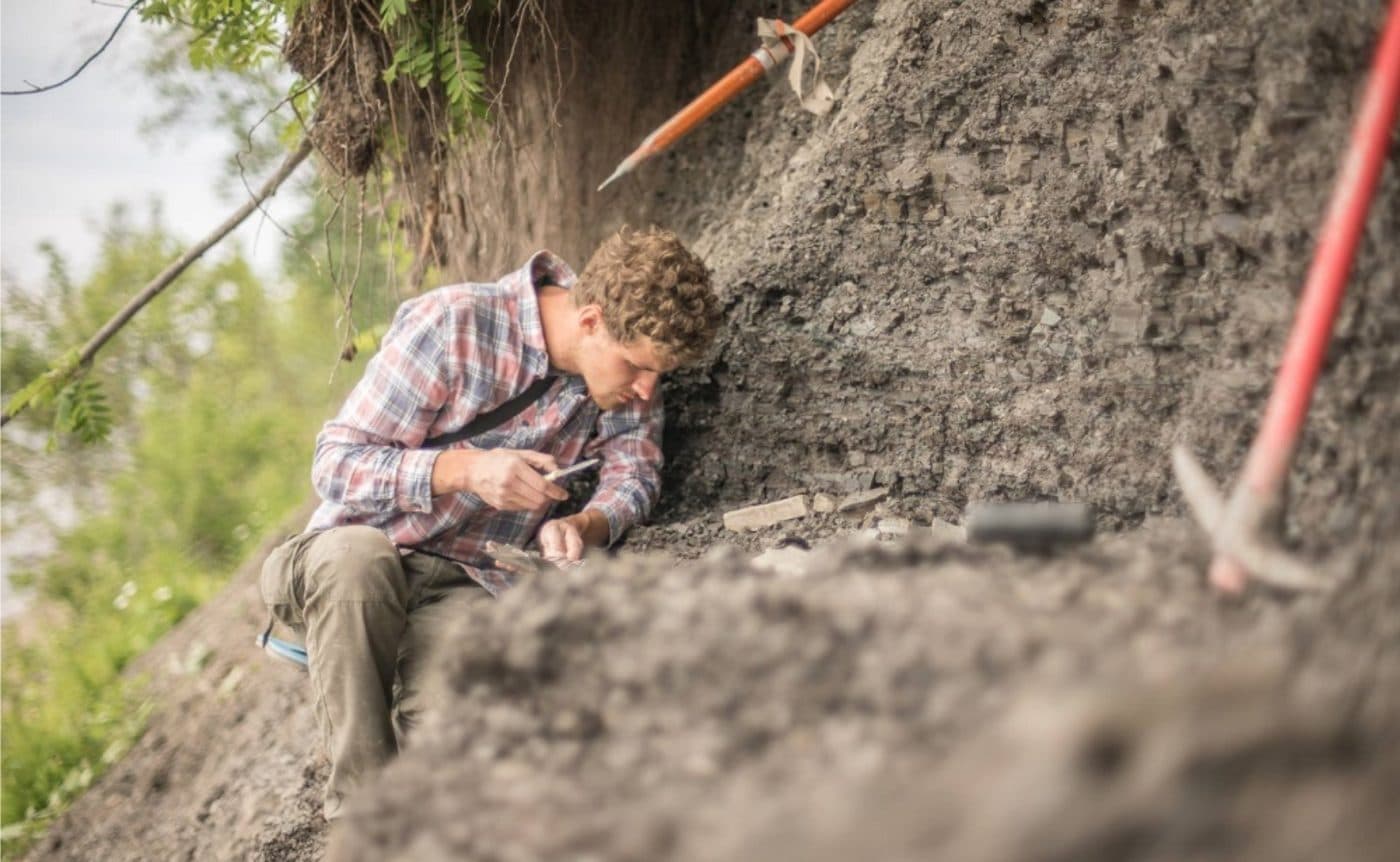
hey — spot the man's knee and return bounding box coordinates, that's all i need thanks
[391,585,488,747]
[304,525,409,607]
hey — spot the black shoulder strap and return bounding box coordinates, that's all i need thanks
[422,376,557,449]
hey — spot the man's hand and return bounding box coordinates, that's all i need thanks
[431,448,569,511]
[537,518,585,563]
[537,509,611,563]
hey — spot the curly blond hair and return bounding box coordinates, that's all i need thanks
[574,226,721,365]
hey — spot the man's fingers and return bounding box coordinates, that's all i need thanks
[474,451,570,510]
[512,451,568,501]
[512,461,569,502]
[488,481,538,511]
[506,487,548,511]
[564,527,584,561]
[515,450,560,474]
[538,524,566,560]
[536,521,582,564]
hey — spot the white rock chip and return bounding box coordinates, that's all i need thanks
[723,495,810,532]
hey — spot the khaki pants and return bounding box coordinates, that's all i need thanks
[259,525,488,820]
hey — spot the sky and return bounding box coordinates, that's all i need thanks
[1,0,294,289]
[1,0,301,615]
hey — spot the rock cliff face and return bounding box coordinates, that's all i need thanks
[26,1,1399,860]
[648,0,1399,559]
[421,0,1398,560]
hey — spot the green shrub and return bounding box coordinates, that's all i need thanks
[0,205,385,849]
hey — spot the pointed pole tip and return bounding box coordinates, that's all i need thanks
[599,150,647,192]
[597,163,629,192]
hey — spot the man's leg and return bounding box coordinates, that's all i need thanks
[260,525,413,820]
[391,563,491,749]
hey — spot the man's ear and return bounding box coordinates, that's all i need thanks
[577,303,605,335]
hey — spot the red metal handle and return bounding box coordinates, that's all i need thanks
[1211,0,1400,592]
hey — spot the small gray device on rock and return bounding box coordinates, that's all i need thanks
[965,502,1096,550]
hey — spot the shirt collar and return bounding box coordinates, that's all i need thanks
[514,250,577,379]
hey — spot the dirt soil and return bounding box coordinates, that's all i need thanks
[25,0,1399,859]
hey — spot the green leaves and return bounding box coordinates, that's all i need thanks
[0,198,378,847]
[385,41,436,88]
[4,353,119,450]
[53,377,114,447]
[141,0,489,143]
[378,3,489,135]
[4,350,82,423]
[140,0,284,73]
[442,40,486,121]
[380,0,411,27]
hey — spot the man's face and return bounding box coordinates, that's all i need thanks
[576,324,674,411]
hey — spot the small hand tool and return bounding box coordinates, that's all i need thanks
[965,502,1096,551]
[542,457,601,483]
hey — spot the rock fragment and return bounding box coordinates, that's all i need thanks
[877,517,912,537]
[812,493,836,514]
[928,518,967,542]
[723,495,810,532]
[837,487,889,514]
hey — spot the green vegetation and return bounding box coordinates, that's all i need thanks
[141,0,490,135]
[4,0,488,440]
[378,0,488,131]
[0,1,476,850]
[0,201,396,850]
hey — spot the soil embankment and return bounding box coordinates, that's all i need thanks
[26,1,1399,859]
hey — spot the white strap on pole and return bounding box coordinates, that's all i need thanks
[755,18,835,116]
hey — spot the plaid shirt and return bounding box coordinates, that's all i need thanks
[307,251,663,595]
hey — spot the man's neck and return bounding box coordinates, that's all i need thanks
[536,286,580,374]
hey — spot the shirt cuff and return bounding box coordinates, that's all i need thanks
[396,448,441,513]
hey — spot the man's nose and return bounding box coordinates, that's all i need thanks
[632,371,659,401]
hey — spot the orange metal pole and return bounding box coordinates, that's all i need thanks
[598,0,862,190]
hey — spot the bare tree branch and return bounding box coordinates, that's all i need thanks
[2,1,145,96]
[1,138,314,428]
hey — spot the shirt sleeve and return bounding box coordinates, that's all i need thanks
[311,293,468,515]
[582,392,664,544]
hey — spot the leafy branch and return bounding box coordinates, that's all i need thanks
[3,351,84,425]
[140,0,292,73]
[0,140,314,437]
[2,1,492,441]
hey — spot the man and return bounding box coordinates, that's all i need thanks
[260,226,721,820]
